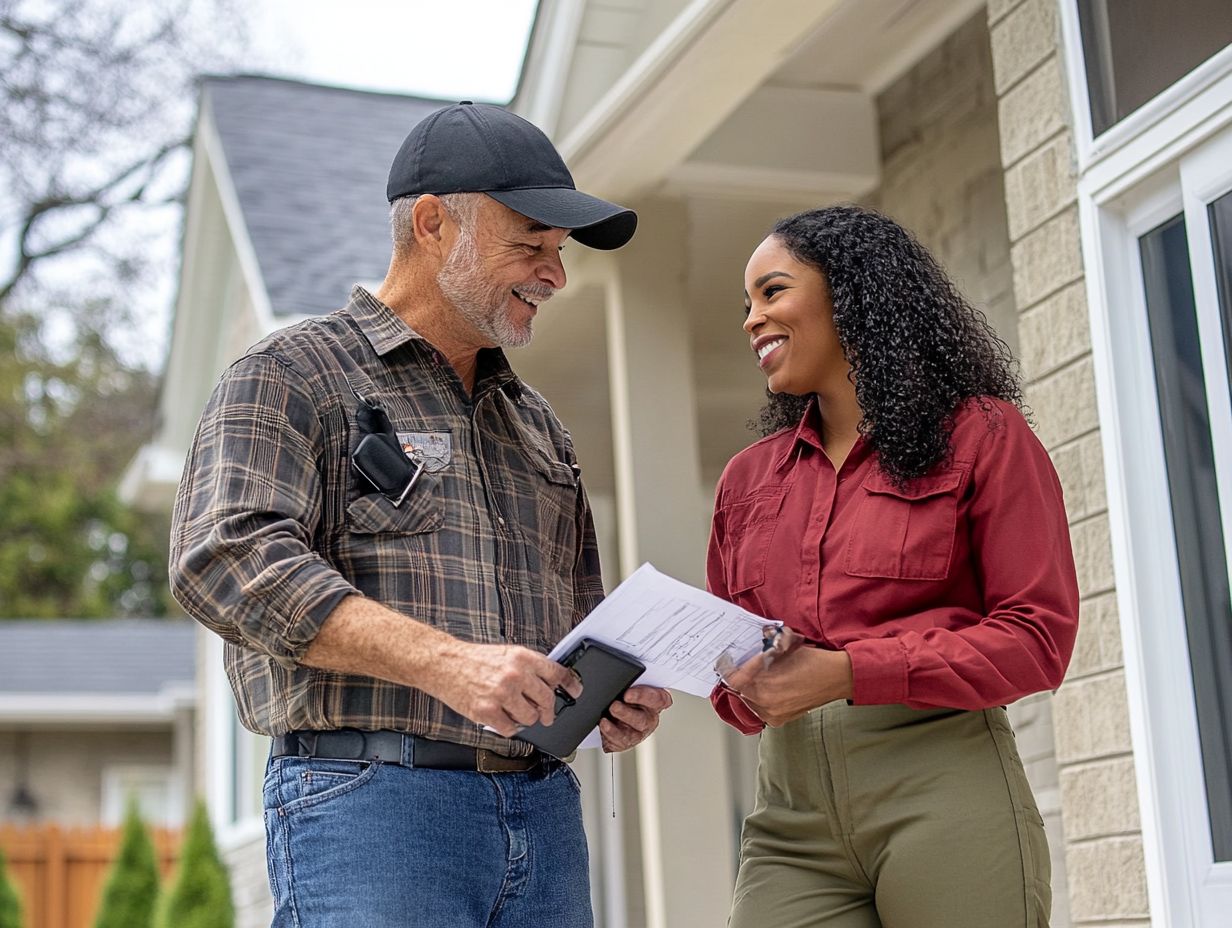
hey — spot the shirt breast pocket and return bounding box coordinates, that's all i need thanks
[522,451,579,569]
[346,475,444,535]
[719,487,789,595]
[844,468,965,580]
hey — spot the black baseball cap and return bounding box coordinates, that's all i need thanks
[386,102,637,250]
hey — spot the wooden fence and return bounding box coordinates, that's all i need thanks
[0,824,181,928]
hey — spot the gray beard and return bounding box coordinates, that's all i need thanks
[436,230,533,349]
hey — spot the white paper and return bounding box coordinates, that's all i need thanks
[551,562,780,699]
[496,563,779,750]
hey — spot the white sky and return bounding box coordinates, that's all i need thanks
[247,0,540,101]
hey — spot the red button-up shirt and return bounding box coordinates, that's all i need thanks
[708,397,1078,733]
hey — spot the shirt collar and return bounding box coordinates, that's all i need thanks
[347,286,523,400]
[773,396,871,472]
[347,285,421,357]
[474,347,524,401]
[774,397,824,471]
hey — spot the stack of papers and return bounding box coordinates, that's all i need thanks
[549,562,780,699]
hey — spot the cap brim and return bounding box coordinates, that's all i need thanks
[487,187,637,250]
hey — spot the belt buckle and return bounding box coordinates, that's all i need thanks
[476,749,535,773]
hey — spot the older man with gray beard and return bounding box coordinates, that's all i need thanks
[170,102,671,928]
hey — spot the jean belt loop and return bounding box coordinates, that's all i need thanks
[401,733,416,767]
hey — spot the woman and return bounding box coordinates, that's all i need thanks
[709,205,1077,928]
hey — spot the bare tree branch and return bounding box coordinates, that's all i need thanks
[0,137,189,302]
[0,0,248,317]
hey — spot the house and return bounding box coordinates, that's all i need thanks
[0,620,196,828]
[123,1,1232,925]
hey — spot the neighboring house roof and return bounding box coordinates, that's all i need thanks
[204,75,449,318]
[0,619,196,724]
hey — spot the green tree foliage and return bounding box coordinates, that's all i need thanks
[0,307,172,617]
[154,800,234,928]
[94,800,161,928]
[0,845,22,928]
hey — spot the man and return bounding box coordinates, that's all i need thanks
[170,102,672,928]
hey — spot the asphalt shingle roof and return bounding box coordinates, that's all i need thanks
[0,620,195,695]
[205,75,449,318]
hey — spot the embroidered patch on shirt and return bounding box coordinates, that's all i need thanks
[397,431,452,473]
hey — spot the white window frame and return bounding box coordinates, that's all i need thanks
[1057,0,1232,172]
[1068,17,1232,915]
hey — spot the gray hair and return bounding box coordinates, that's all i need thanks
[390,192,483,251]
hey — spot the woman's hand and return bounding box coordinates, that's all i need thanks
[719,642,854,727]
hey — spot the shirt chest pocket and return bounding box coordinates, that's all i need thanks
[844,468,966,580]
[719,487,789,595]
[346,475,444,536]
[515,450,579,570]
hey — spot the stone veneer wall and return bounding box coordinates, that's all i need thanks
[873,13,1018,351]
[987,0,1151,924]
[871,13,1071,926]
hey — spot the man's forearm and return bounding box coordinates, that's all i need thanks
[302,594,461,694]
[300,595,582,737]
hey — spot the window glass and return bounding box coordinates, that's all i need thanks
[1139,213,1232,861]
[1212,191,1232,392]
[1078,0,1232,135]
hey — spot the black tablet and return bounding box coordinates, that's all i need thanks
[516,639,646,759]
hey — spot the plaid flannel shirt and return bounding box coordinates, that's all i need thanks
[170,287,604,754]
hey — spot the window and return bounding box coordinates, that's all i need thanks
[1213,194,1232,390]
[1139,211,1232,861]
[1079,120,1232,922]
[1076,0,1232,135]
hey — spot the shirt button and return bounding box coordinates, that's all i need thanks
[497,515,506,527]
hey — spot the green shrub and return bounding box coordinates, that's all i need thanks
[0,844,22,928]
[94,800,160,928]
[154,800,234,928]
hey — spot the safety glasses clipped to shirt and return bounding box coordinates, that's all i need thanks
[348,386,425,508]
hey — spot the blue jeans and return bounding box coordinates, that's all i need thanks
[263,754,593,927]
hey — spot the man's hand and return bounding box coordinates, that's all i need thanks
[720,645,853,728]
[430,641,585,738]
[598,686,673,753]
[302,596,582,737]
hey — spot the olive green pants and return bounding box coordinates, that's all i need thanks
[730,702,1050,928]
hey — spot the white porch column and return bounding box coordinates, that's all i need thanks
[604,198,737,928]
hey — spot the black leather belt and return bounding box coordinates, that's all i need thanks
[271,729,544,773]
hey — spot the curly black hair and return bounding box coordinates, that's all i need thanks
[753,205,1024,484]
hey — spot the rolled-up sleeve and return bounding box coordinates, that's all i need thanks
[170,353,358,669]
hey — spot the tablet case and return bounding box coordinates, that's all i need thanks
[516,638,646,759]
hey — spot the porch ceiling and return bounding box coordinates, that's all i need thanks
[561,0,987,203]
[770,0,988,94]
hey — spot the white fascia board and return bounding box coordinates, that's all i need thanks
[119,120,216,509]
[559,0,846,201]
[198,96,278,335]
[0,685,195,725]
[510,0,587,137]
